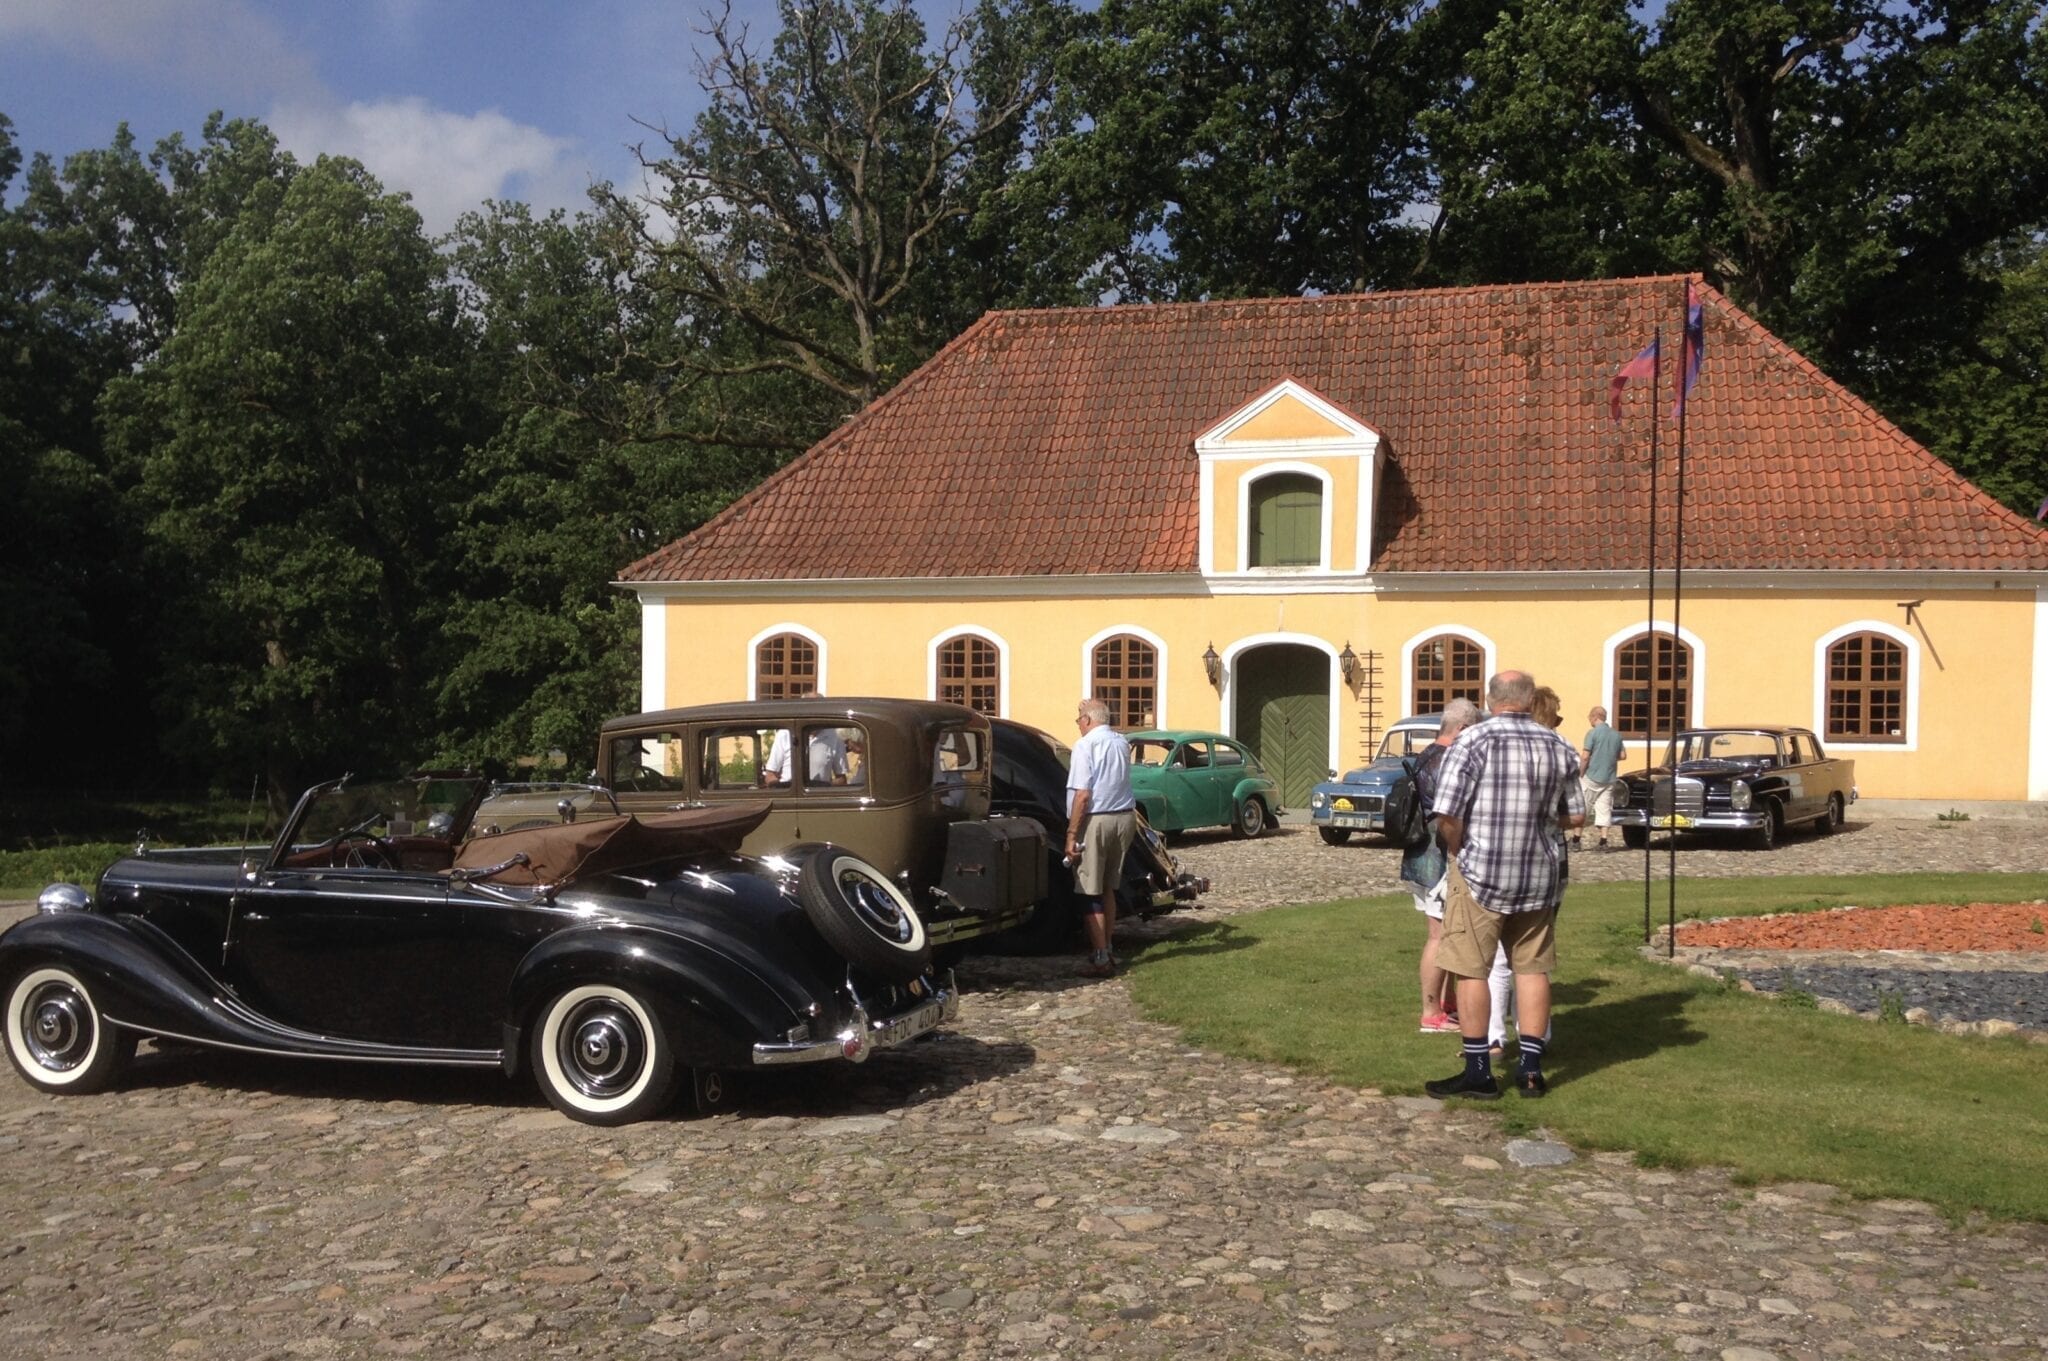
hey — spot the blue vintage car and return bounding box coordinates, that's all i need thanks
[1306,715,1443,845]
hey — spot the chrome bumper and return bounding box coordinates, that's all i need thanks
[751,974,959,1067]
[1611,809,1764,833]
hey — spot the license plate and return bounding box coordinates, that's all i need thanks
[872,999,945,1047]
[1333,814,1376,829]
[1653,814,1692,829]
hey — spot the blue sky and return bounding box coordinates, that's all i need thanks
[0,0,872,234]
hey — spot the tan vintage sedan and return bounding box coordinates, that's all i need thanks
[597,698,1044,950]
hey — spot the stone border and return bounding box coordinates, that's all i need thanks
[1642,904,2048,1044]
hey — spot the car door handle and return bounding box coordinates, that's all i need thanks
[239,909,268,922]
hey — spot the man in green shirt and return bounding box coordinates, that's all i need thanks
[1577,706,1628,851]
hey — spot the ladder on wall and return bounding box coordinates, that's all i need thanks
[1354,649,1384,767]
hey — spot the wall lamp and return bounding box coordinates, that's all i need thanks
[1202,642,1222,688]
[1338,641,1360,686]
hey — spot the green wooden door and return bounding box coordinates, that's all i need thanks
[1234,645,1330,810]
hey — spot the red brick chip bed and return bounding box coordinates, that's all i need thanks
[1675,901,2048,952]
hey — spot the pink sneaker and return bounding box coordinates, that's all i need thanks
[1419,1011,1462,1034]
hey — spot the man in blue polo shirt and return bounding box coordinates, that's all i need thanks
[1426,671,1584,1099]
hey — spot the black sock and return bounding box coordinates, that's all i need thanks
[1518,1035,1547,1073]
[1462,1038,1493,1082]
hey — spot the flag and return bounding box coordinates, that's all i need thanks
[1673,281,1704,418]
[1609,338,1659,423]
[2037,496,2048,521]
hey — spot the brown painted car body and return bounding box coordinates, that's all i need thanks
[597,699,1044,945]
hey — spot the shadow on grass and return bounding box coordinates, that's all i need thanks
[1124,920,1253,966]
[1554,980,1704,1087]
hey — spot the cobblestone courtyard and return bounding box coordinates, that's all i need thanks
[4,815,2046,1359]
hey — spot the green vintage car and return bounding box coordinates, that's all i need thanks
[1126,730,1282,839]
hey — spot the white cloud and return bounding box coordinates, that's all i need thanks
[0,0,321,103]
[268,97,593,235]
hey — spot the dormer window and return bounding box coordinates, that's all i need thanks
[1194,378,1381,579]
[1248,473,1323,568]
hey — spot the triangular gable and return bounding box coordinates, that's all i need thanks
[1195,378,1381,449]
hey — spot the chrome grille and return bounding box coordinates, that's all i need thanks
[1648,777,1705,818]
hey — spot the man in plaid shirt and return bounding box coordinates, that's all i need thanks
[1425,671,1584,1100]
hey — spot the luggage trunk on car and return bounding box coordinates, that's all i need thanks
[939,819,1047,915]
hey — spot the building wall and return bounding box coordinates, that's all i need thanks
[643,583,2043,801]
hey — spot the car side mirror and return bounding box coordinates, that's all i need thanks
[1327,768,1336,779]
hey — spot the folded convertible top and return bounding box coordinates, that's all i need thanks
[451,804,773,887]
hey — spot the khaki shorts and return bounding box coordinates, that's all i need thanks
[1436,862,1557,979]
[1076,810,1138,898]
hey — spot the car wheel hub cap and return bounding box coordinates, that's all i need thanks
[561,1006,640,1097]
[841,872,912,944]
[25,986,90,1071]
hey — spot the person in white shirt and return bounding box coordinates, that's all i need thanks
[1065,698,1138,977]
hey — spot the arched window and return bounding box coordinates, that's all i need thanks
[1248,472,1322,567]
[1826,632,1907,743]
[1091,635,1157,730]
[1411,635,1484,713]
[937,635,1000,715]
[755,632,817,700]
[1613,633,1693,740]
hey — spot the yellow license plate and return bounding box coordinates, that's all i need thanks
[1653,814,1692,829]
[1331,798,1354,812]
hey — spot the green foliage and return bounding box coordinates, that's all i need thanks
[1878,990,1908,1024]
[1014,0,1430,301]
[611,0,1054,412]
[1937,808,1973,822]
[103,156,483,805]
[1416,0,2048,518]
[1128,871,2048,1220]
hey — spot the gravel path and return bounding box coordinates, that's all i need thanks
[2,814,2046,1360]
[1735,965,2048,1029]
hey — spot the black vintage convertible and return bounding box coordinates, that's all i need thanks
[0,775,955,1124]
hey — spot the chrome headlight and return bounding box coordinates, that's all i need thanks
[37,883,91,914]
[1310,792,1325,809]
[1610,783,1630,809]
[1729,780,1752,811]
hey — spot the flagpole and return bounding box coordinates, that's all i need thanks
[1668,278,1692,958]
[1642,324,1661,945]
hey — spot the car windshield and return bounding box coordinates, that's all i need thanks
[1129,738,1176,767]
[282,776,490,853]
[1375,726,1437,760]
[1668,732,1781,764]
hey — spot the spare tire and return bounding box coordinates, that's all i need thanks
[796,849,932,982]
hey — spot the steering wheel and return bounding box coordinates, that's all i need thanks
[342,841,393,869]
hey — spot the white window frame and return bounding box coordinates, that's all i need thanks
[745,622,829,701]
[1600,622,1708,749]
[1397,625,1497,718]
[927,625,1011,717]
[1079,624,1169,730]
[1813,619,1919,753]
[1236,462,1335,573]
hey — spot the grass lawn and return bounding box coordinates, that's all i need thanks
[1126,872,2048,1222]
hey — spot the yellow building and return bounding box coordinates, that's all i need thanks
[620,277,2048,804]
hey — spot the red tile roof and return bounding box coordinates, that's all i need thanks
[621,276,2048,581]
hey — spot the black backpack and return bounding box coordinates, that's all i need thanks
[1382,755,1434,848]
